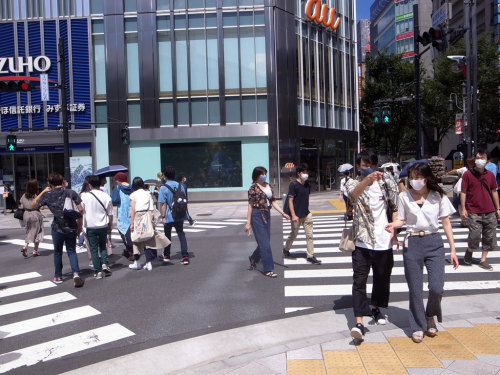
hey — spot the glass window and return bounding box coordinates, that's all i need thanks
[177,98,189,125]
[175,30,188,95]
[174,0,186,9]
[223,12,237,26]
[124,0,136,12]
[160,99,174,126]
[240,28,256,92]
[188,0,204,8]
[224,28,239,93]
[125,18,137,32]
[157,0,169,10]
[225,96,240,123]
[160,141,242,188]
[240,11,253,26]
[207,29,219,92]
[304,100,310,125]
[158,32,173,93]
[255,27,266,90]
[175,14,187,29]
[189,30,207,95]
[92,19,104,33]
[191,97,207,124]
[242,96,256,123]
[189,13,204,28]
[91,0,103,14]
[255,11,264,25]
[157,15,170,30]
[128,101,141,127]
[93,35,106,96]
[126,33,140,95]
[206,0,217,7]
[222,0,237,7]
[206,13,217,27]
[240,0,254,6]
[208,97,220,123]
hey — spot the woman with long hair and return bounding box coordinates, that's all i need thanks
[245,166,290,278]
[385,162,459,343]
[19,179,45,257]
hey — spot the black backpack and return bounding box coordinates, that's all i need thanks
[165,184,188,220]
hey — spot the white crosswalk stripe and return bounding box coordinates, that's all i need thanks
[0,273,135,373]
[0,219,243,253]
[282,213,500,314]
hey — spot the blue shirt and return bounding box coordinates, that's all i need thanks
[485,162,498,179]
[158,180,187,223]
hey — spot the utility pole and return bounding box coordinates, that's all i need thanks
[464,0,472,158]
[58,37,71,188]
[413,3,422,159]
[471,0,478,151]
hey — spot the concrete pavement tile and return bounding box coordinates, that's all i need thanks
[221,362,281,375]
[441,320,474,328]
[447,359,500,375]
[383,327,410,338]
[321,337,358,351]
[440,360,455,368]
[439,371,464,375]
[475,355,500,367]
[467,317,500,325]
[406,368,446,375]
[255,353,287,374]
[362,331,389,343]
[287,344,323,360]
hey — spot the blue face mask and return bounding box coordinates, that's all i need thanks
[361,168,374,177]
[259,175,267,183]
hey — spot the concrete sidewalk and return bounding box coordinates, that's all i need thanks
[61,294,500,375]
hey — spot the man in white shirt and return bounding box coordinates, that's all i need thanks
[81,175,114,279]
[345,150,398,341]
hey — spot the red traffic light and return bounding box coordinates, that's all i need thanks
[20,81,31,91]
[0,79,32,92]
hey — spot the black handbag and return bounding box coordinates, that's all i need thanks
[14,208,25,220]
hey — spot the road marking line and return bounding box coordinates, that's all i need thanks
[285,280,500,297]
[0,272,41,284]
[0,306,101,339]
[195,221,243,226]
[285,307,312,314]
[0,292,76,316]
[282,233,479,240]
[224,219,248,222]
[185,224,225,229]
[0,281,56,298]
[0,239,87,253]
[0,323,135,374]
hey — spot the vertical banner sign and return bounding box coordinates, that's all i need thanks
[455,114,463,135]
[40,73,50,102]
[70,156,93,194]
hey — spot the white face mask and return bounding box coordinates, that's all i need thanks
[410,179,426,191]
[300,173,309,181]
[475,159,487,169]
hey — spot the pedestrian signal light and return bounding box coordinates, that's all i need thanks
[6,134,17,152]
[373,107,381,124]
[121,128,130,145]
[382,106,391,124]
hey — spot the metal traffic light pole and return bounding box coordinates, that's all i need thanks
[58,38,71,189]
[413,3,422,160]
[464,1,473,158]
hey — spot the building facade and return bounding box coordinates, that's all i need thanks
[0,0,359,201]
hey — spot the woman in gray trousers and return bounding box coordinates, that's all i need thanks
[386,163,459,343]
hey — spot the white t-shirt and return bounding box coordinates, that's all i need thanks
[397,190,456,233]
[340,177,349,197]
[356,182,392,250]
[81,190,113,229]
[130,189,154,211]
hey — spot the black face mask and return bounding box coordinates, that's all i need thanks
[360,168,375,177]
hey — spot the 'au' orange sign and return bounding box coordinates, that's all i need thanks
[305,0,342,31]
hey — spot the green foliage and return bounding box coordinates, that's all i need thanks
[360,53,416,158]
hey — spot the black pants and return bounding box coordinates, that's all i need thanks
[119,228,133,253]
[163,221,188,258]
[352,246,394,317]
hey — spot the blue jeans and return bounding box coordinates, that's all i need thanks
[163,221,188,258]
[86,227,108,272]
[52,230,80,278]
[250,209,274,272]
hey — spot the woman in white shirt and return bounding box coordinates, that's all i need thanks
[385,162,459,344]
[129,177,170,271]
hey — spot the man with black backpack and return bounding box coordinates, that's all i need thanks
[158,166,190,265]
[282,164,321,265]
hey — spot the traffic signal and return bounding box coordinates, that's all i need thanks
[416,27,447,52]
[373,107,381,124]
[382,106,391,124]
[121,127,130,145]
[6,134,17,152]
[0,80,32,92]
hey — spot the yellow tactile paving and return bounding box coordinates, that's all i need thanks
[323,350,364,368]
[394,349,442,368]
[475,323,500,343]
[422,331,461,346]
[447,327,500,355]
[287,360,327,375]
[426,344,476,360]
[356,343,407,374]
[326,367,367,375]
[387,337,428,350]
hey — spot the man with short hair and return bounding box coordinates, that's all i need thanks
[460,148,500,271]
[111,172,134,261]
[81,175,114,279]
[345,150,398,340]
[158,166,190,265]
[283,164,321,264]
[34,172,84,287]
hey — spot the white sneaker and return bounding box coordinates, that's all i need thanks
[73,273,84,288]
[102,264,112,276]
[128,261,141,270]
[144,262,152,271]
[94,272,103,279]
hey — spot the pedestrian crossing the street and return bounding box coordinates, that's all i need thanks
[0,219,245,254]
[0,272,135,374]
[282,214,500,314]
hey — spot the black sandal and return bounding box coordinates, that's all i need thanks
[248,256,256,270]
[426,316,438,337]
[264,271,277,278]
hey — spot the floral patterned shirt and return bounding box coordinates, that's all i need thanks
[345,173,399,246]
[248,183,276,210]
